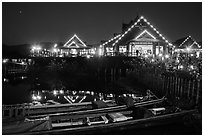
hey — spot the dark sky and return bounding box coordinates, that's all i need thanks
[3,2,202,45]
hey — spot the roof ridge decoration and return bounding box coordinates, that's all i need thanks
[179,36,191,47]
[135,29,156,40]
[179,35,201,49]
[63,34,87,48]
[112,16,172,46]
[100,34,121,47]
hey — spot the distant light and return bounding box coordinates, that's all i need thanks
[190,65,194,69]
[59,90,64,94]
[86,55,91,59]
[54,44,57,48]
[32,95,37,100]
[53,90,57,96]
[53,48,57,52]
[179,65,184,69]
[21,76,27,79]
[3,78,9,82]
[37,95,41,100]
[159,53,162,57]
[190,54,194,57]
[186,47,190,51]
[165,54,169,58]
[3,59,8,63]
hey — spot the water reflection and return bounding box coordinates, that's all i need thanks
[30,90,144,105]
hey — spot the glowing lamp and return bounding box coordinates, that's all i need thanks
[3,59,8,63]
[165,54,169,58]
[179,65,184,69]
[186,47,190,51]
[53,48,57,52]
[53,90,57,96]
[190,65,194,69]
[32,95,37,100]
[59,90,64,94]
[37,95,41,100]
[86,55,91,59]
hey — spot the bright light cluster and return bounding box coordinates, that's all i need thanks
[112,16,173,47]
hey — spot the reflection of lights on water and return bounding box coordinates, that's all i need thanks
[3,59,8,63]
[3,78,9,82]
[21,76,27,79]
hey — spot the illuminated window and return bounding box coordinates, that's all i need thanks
[119,46,127,53]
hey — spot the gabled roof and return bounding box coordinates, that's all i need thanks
[63,34,87,49]
[100,34,121,47]
[112,16,172,47]
[173,36,201,49]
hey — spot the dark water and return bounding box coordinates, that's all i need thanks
[2,76,200,135]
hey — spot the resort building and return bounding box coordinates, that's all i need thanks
[173,36,202,58]
[101,16,173,57]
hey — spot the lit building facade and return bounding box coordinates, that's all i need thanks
[102,16,173,57]
[173,36,202,58]
[30,34,97,57]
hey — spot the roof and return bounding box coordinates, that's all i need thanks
[63,34,88,49]
[100,34,121,47]
[173,36,201,49]
[112,16,172,47]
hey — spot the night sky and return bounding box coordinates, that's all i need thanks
[3,2,202,45]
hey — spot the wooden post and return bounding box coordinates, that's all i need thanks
[172,76,175,97]
[162,75,165,96]
[169,76,173,96]
[174,76,178,97]
[196,79,201,104]
[177,77,180,97]
[191,79,195,100]
[9,109,13,117]
[187,79,191,98]
[180,78,183,97]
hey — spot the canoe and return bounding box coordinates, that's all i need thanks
[27,96,166,121]
[21,108,197,135]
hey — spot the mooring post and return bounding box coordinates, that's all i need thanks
[180,78,183,97]
[187,79,191,98]
[196,79,201,104]
[191,79,195,100]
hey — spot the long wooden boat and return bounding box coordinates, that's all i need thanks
[19,108,198,135]
[3,94,165,119]
[26,96,166,120]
